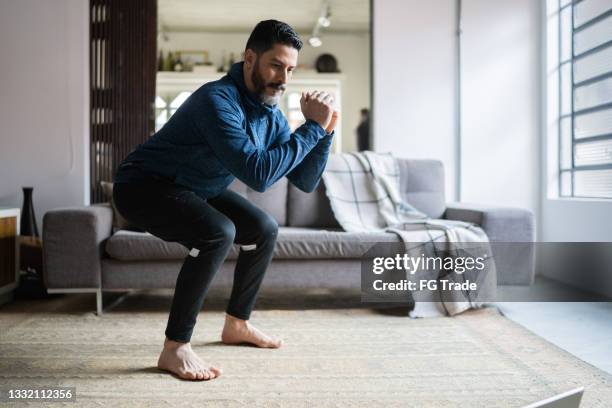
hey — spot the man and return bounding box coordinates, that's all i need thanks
[112,20,337,381]
[356,108,370,151]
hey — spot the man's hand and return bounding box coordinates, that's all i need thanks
[300,91,334,130]
[325,110,339,134]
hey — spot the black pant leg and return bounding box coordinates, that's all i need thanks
[113,182,236,343]
[207,189,278,320]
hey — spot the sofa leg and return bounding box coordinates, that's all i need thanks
[96,290,133,315]
[96,289,103,316]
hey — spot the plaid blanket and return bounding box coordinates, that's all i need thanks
[321,151,496,317]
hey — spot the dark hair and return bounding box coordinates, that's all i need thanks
[245,20,303,55]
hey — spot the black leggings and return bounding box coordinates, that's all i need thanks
[112,177,278,343]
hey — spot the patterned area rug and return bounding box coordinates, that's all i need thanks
[1,289,611,407]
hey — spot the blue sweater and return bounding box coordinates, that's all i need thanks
[114,61,333,199]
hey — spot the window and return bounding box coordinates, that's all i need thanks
[155,92,192,132]
[556,0,612,198]
[282,88,340,135]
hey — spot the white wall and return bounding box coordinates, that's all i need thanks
[0,0,90,229]
[373,0,459,201]
[373,0,540,215]
[160,31,371,152]
[460,0,540,214]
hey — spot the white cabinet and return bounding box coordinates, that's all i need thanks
[156,71,343,152]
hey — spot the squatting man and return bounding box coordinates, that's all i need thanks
[112,20,339,381]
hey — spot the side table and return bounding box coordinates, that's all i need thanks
[17,235,46,298]
[0,208,20,306]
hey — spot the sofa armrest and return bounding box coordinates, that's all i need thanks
[43,203,113,289]
[444,202,535,242]
[444,202,535,285]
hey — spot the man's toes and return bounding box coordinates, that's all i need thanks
[180,369,197,380]
[210,366,223,377]
[265,337,282,348]
[201,369,211,380]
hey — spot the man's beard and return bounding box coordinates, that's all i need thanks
[251,57,285,106]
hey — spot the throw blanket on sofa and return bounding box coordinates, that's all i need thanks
[321,151,496,317]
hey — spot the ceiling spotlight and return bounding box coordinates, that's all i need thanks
[308,36,322,47]
[318,3,331,27]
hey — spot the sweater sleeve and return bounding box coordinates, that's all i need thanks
[279,115,334,193]
[191,90,327,192]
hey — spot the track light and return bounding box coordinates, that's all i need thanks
[308,2,330,48]
[318,15,331,28]
[308,36,322,47]
[318,2,331,27]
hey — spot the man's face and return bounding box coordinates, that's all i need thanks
[245,44,298,106]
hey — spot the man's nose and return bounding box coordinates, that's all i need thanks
[277,70,288,84]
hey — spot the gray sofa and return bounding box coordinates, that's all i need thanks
[43,158,535,315]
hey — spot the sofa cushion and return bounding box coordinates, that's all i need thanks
[274,227,399,258]
[105,226,407,261]
[105,230,194,261]
[287,158,446,227]
[397,159,446,219]
[287,181,340,228]
[227,177,288,226]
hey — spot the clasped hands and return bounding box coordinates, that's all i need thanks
[300,90,339,134]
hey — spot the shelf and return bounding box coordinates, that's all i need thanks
[157,71,345,86]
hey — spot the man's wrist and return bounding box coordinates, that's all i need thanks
[304,118,327,137]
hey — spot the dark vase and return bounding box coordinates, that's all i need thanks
[16,186,47,299]
[21,187,39,237]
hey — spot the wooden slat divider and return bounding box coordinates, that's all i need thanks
[89,0,157,203]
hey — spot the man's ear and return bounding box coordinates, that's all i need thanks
[244,49,256,69]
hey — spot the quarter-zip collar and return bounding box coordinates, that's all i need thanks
[228,61,277,115]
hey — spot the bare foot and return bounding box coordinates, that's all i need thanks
[221,314,283,348]
[157,338,222,381]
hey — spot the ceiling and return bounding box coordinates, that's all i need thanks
[157,0,370,34]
